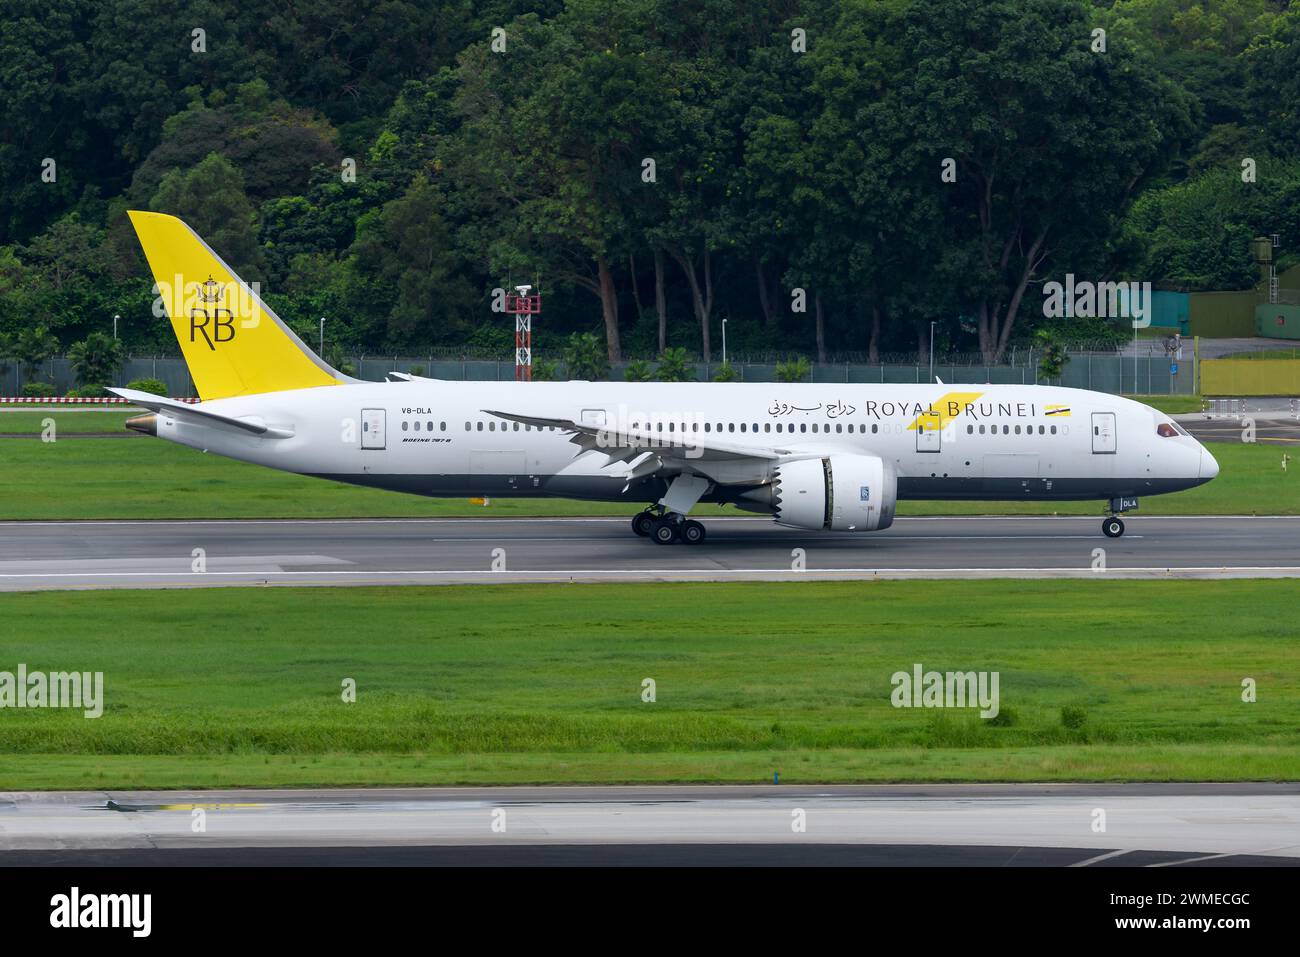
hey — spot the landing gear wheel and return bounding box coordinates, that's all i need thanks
[681,520,706,545]
[632,511,657,537]
[1102,517,1125,538]
[652,519,680,545]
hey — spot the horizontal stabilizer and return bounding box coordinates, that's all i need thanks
[109,388,294,439]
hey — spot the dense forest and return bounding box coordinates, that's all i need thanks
[3,0,1300,375]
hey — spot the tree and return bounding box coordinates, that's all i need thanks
[150,153,266,279]
[345,174,476,347]
[67,331,125,386]
[7,325,58,381]
[866,0,1192,361]
[561,332,609,381]
[452,4,684,362]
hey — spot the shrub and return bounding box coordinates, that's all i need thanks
[67,383,109,398]
[125,378,168,396]
[776,356,812,382]
[712,362,739,382]
[985,707,1017,727]
[562,332,609,381]
[655,347,696,382]
[623,359,654,382]
[20,382,56,399]
[1060,705,1088,730]
[531,359,559,381]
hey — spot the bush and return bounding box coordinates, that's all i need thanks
[712,362,740,382]
[623,359,654,382]
[562,332,609,381]
[985,707,1017,728]
[125,378,168,396]
[67,384,109,398]
[655,347,696,382]
[776,356,812,382]
[1060,705,1088,730]
[531,359,559,381]
[20,382,56,399]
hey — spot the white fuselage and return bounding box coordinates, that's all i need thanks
[148,380,1217,510]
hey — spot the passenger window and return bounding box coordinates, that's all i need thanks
[440,422,446,431]
[872,424,878,434]
[704,423,711,432]
[1050,425,1057,435]
[967,425,974,434]
[728,423,735,433]
[477,422,484,431]
[835,424,843,433]
[800,424,807,433]
[740,423,747,432]
[402,421,409,431]
[812,424,819,433]
[764,423,771,433]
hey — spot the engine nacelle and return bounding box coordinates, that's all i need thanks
[771,454,896,532]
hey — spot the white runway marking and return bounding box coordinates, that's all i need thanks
[2,566,1298,582]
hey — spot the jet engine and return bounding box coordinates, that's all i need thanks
[764,454,897,531]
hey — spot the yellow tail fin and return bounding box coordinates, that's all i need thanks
[128,210,343,401]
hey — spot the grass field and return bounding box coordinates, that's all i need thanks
[0,435,1292,519]
[1123,394,1203,415]
[0,581,1295,789]
[0,410,133,433]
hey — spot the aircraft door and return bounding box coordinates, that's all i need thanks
[1091,412,1116,454]
[361,408,386,449]
[916,412,941,452]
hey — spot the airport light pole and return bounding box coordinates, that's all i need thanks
[113,314,120,340]
[722,318,728,367]
[319,317,326,357]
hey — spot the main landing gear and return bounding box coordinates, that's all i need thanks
[632,508,706,545]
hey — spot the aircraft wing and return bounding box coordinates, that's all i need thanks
[482,408,811,490]
[482,409,791,460]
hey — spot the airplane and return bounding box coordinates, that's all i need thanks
[113,211,1219,543]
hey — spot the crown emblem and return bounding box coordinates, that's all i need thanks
[198,275,224,303]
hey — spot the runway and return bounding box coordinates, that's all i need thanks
[2,784,1297,866]
[0,515,1297,590]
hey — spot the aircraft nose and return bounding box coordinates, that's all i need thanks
[1199,445,1219,480]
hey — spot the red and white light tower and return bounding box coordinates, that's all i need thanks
[506,284,541,381]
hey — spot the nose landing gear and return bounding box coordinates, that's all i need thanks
[1102,496,1138,538]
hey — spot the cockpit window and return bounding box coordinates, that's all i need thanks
[1156,423,1179,437]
